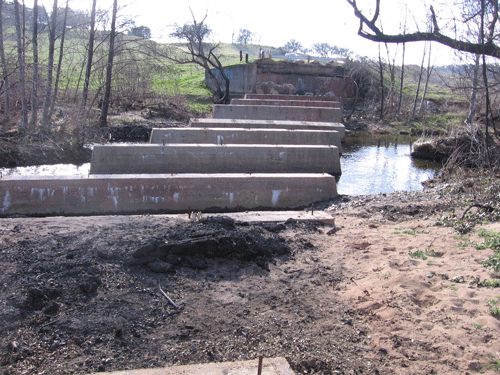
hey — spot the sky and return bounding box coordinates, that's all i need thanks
[64,0,461,66]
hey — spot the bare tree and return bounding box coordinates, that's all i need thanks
[411,43,427,120]
[80,0,97,111]
[14,0,27,128]
[98,0,117,127]
[397,42,405,119]
[377,44,384,119]
[49,0,69,119]
[0,0,10,118]
[29,0,38,127]
[41,0,58,130]
[345,0,500,58]
[466,54,481,125]
[418,41,434,116]
[169,10,230,104]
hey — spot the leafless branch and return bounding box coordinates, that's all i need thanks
[345,0,500,59]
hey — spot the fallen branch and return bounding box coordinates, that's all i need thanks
[460,203,496,220]
[158,279,178,309]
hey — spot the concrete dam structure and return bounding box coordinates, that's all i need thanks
[0,94,345,216]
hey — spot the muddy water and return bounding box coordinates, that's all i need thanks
[0,136,441,196]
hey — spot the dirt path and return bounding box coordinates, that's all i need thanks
[1,185,500,374]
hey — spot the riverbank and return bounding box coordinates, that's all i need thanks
[1,172,500,374]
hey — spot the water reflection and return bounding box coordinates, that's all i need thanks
[0,163,90,178]
[337,135,441,195]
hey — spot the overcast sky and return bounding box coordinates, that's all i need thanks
[64,0,460,66]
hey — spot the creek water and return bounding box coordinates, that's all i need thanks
[337,135,441,195]
[0,135,441,196]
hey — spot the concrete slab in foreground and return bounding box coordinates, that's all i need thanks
[188,118,345,140]
[87,357,295,375]
[213,104,342,123]
[0,173,337,216]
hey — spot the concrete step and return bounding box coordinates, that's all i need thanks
[188,119,345,139]
[89,144,341,176]
[0,173,337,216]
[149,127,342,152]
[212,104,342,123]
[87,357,295,375]
[244,93,339,102]
[231,98,341,108]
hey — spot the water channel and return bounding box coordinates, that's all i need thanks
[337,135,441,195]
[0,135,442,196]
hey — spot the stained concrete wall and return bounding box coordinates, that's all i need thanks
[149,127,342,152]
[231,99,341,108]
[208,63,257,94]
[244,94,340,101]
[89,144,341,176]
[188,119,346,139]
[0,174,337,216]
[212,105,342,123]
[206,60,355,97]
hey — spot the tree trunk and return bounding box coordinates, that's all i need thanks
[378,45,384,119]
[29,0,38,128]
[397,42,405,119]
[49,0,69,119]
[80,0,97,112]
[466,54,481,125]
[419,41,433,116]
[41,0,58,130]
[14,0,27,128]
[384,42,396,111]
[0,0,10,118]
[98,0,117,127]
[411,43,427,120]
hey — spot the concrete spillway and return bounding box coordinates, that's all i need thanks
[89,144,341,177]
[231,99,341,108]
[188,118,346,139]
[213,104,342,123]
[244,93,340,102]
[149,127,342,153]
[0,173,337,216]
[1,93,344,216]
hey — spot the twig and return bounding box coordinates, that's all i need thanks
[158,279,178,309]
[460,203,496,220]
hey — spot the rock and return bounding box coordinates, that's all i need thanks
[42,301,60,315]
[147,261,173,274]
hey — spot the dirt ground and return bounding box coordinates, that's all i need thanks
[1,176,500,375]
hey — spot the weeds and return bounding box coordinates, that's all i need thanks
[478,230,500,271]
[487,298,500,315]
[408,249,441,260]
[393,227,430,235]
[480,279,500,288]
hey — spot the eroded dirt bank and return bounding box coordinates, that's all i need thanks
[1,178,500,375]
